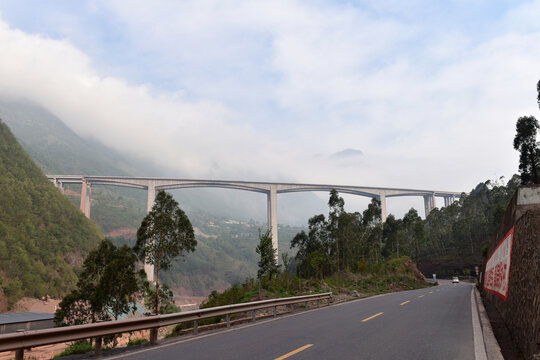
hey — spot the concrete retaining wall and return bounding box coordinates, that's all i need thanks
[482,185,540,359]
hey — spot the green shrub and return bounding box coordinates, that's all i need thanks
[54,341,93,358]
[127,338,148,347]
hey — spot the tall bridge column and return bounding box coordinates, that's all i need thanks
[444,196,451,207]
[79,178,86,213]
[147,181,156,213]
[145,181,156,282]
[79,179,91,218]
[378,194,387,223]
[51,177,65,194]
[423,194,435,218]
[267,186,279,263]
[85,184,92,218]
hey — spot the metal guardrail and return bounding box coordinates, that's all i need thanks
[0,292,332,358]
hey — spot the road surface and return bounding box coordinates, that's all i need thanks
[111,281,476,360]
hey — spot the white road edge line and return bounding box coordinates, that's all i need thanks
[471,286,488,360]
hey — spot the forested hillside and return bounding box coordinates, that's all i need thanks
[418,176,520,276]
[289,178,520,280]
[0,120,103,310]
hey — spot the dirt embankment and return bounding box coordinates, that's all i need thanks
[0,289,7,313]
[11,297,61,313]
[106,227,137,238]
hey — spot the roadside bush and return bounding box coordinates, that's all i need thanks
[53,341,93,358]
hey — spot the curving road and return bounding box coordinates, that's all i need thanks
[109,281,477,360]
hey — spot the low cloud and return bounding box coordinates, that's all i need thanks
[0,0,539,212]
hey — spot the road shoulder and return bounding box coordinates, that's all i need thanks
[472,286,504,360]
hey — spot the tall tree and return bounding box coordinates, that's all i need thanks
[382,214,403,258]
[55,239,139,326]
[514,116,540,184]
[97,245,139,320]
[291,214,329,278]
[403,208,424,261]
[328,189,344,271]
[255,229,279,284]
[537,79,540,110]
[134,190,196,315]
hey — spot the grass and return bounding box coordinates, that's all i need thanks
[53,341,94,358]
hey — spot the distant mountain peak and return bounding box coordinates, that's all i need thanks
[332,148,363,158]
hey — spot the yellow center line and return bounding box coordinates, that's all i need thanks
[418,295,424,298]
[274,344,313,360]
[400,300,410,306]
[362,312,384,322]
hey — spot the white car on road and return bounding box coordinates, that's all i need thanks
[452,276,459,283]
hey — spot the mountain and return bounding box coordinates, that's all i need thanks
[0,99,316,297]
[0,99,326,225]
[0,99,137,175]
[0,120,103,310]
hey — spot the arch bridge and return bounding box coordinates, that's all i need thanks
[47,175,463,281]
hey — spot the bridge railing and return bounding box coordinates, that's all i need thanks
[0,292,332,358]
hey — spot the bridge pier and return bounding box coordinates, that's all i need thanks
[267,186,279,262]
[51,177,65,194]
[444,196,451,207]
[423,194,436,218]
[79,179,91,218]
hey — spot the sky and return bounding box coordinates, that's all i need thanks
[0,0,539,217]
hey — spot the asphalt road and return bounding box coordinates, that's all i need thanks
[112,281,475,360]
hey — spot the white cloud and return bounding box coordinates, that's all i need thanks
[1,0,540,219]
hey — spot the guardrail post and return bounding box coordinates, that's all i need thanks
[95,336,102,357]
[273,306,277,318]
[150,328,158,344]
[317,299,320,308]
[15,329,24,360]
[15,348,24,360]
[251,310,255,322]
[226,314,230,328]
[194,320,198,335]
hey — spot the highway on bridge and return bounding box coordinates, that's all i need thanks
[110,281,478,360]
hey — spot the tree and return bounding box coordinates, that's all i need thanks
[328,189,344,271]
[403,208,424,261]
[362,198,382,227]
[281,252,291,274]
[363,198,383,262]
[382,214,403,258]
[134,190,196,315]
[97,245,139,320]
[255,229,279,283]
[537,79,540,109]
[514,116,540,184]
[55,239,139,327]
